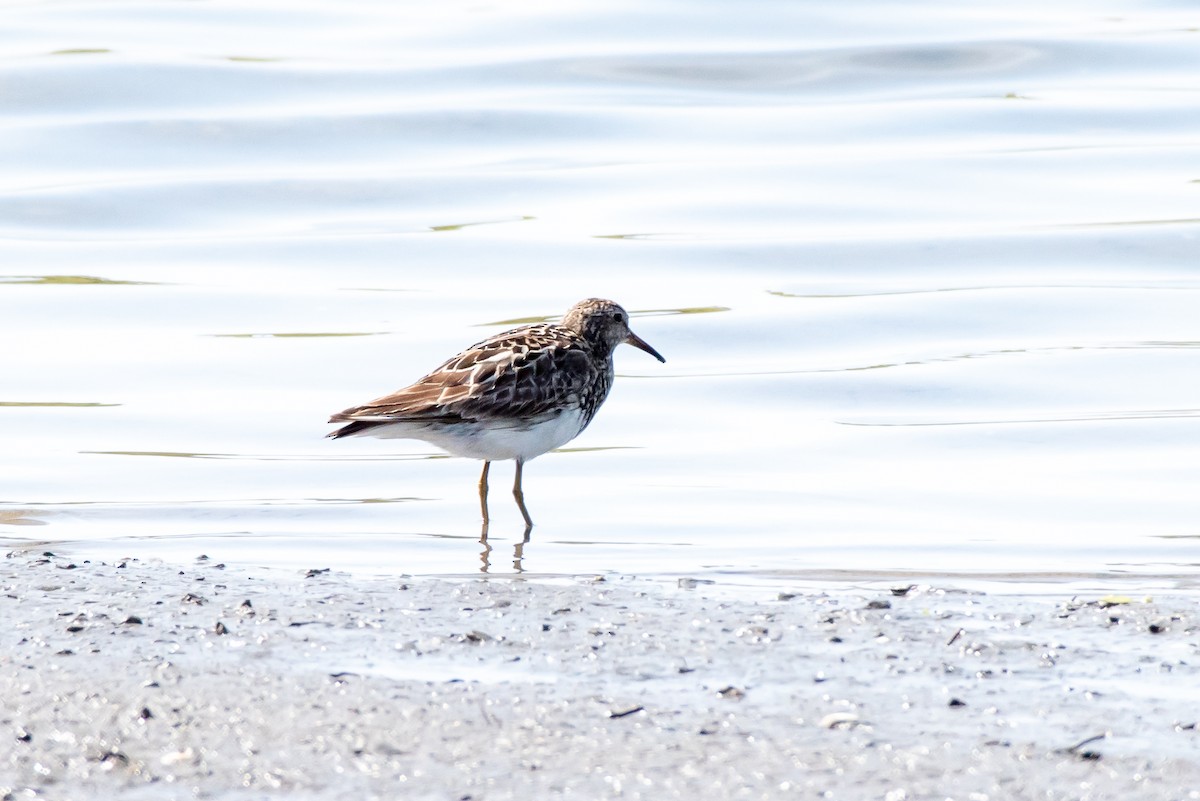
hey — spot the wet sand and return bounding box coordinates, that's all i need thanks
[2,549,1198,800]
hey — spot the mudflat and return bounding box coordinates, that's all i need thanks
[2,549,1197,800]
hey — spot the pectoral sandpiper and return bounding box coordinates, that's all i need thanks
[328,298,665,532]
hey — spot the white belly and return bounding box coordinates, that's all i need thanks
[354,408,588,462]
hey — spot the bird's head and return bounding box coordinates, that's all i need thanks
[562,298,665,363]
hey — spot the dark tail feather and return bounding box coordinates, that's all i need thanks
[327,419,384,439]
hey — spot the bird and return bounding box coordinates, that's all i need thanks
[327,298,665,532]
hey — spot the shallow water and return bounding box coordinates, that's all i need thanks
[3,0,1199,589]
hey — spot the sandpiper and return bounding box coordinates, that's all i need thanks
[327,298,665,531]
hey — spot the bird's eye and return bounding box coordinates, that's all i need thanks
[612,312,624,323]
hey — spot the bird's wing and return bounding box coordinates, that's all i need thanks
[328,325,598,425]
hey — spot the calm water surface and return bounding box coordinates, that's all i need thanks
[3,0,1199,590]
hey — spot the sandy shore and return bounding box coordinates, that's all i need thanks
[2,548,1198,800]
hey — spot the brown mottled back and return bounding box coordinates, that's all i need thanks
[328,298,664,439]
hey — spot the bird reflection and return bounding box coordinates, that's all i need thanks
[477,529,528,574]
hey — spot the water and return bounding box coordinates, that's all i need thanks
[3,0,1199,589]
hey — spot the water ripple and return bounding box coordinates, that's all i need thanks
[838,408,1200,427]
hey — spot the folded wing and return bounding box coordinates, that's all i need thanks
[327,325,598,438]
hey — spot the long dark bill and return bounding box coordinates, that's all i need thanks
[625,331,666,363]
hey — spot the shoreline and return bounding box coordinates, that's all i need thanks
[3,549,1198,799]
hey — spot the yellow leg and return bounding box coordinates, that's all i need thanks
[512,459,534,531]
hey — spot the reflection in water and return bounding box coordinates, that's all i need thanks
[1,401,119,407]
[769,285,1200,299]
[840,408,1200,427]
[1052,217,1200,229]
[477,534,528,574]
[5,0,1200,584]
[0,496,424,510]
[81,450,448,461]
[573,42,1035,88]
[483,305,728,327]
[0,510,47,527]
[593,233,701,241]
[652,340,1200,380]
[210,331,389,339]
[336,287,415,293]
[479,313,557,326]
[635,306,731,317]
[0,275,153,285]
[430,215,534,232]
